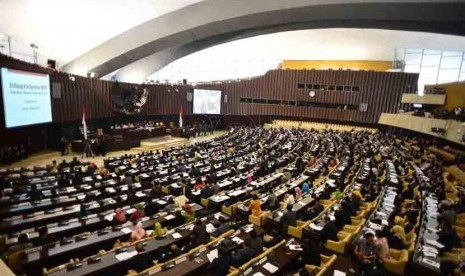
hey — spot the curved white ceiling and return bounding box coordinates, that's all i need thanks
[147,28,465,83]
[0,0,204,65]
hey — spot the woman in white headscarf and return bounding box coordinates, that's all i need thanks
[130,222,146,243]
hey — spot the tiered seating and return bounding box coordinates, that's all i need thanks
[271,119,377,133]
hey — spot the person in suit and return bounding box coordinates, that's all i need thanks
[320,215,338,244]
[250,229,263,254]
[130,242,153,272]
[27,184,44,201]
[144,199,159,217]
[193,219,210,245]
[438,221,461,252]
[213,216,230,237]
[209,246,231,276]
[334,202,351,230]
[8,234,33,254]
[231,239,256,267]
[300,238,321,266]
[181,179,193,200]
[281,204,297,236]
[201,183,214,199]
[33,226,58,247]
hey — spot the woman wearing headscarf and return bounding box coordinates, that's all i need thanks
[388,225,407,250]
[295,186,302,198]
[152,222,167,237]
[182,204,196,223]
[130,222,146,243]
[301,182,310,194]
[115,208,127,223]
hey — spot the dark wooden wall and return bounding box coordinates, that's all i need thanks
[0,54,417,127]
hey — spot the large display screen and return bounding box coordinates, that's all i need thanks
[193,89,222,114]
[1,67,52,128]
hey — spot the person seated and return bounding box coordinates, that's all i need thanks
[209,246,231,276]
[439,221,461,252]
[319,187,331,200]
[150,180,162,198]
[201,183,214,198]
[248,194,262,216]
[404,215,416,235]
[250,229,263,254]
[375,230,390,260]
[299,238,321,266]
[123,173,133,185]
[27,183,44,201]
[152,222,167,238]
[163,198,177,213]
[264,192,279,211]
[182,204,195,223]
[76,203,90,219]
[194,177,205,190]
[180,179,193,200]
[281,192,295,207]
[295,186,302,198]
[355,232,384,275]
[159,243,181,262]
[231,239,256,267]
[334,202,351,230]
[281,204,297,235]
[439,204,457,226]
[130,205,144,222]
[33,226,58,247]
[144,199,159,217]
[193,219,209,245]
[320,215,338,245]
[301,181,310,194]
[213,216,230,236]
[8,233,33,254]
[130,222,146,243]
[58,159,70,171]
[130,242,153,272]
[115,208,127,223]
[388,225,407,250]
[69,156,82,168]
[87,161,97,175]
[126,191,138,205]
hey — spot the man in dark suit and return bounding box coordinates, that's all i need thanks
[231,239,256,267]
[181,179,193,200]
[281,204,297,236]
[209,246,231,276]
[320,215,338,244]
[130,242,153,272]
[334,201,351,230]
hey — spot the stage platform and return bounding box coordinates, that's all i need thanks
[0,131,226,169]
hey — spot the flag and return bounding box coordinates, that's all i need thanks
[179,105,183,128]
[82,106,87,140]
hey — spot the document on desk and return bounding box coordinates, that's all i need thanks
[334,270,346,276]
[297,201,306,206]
[310,223,323,231]
[207,249,219,262]
[253,273,265,276]
[157,200,167,205]
[422,257,440,269]
[172,232,183,239]
[121,227,132,234]
[232,236,244,244]
[289,244,303,251]
[426,239,445,249]
[165,214,175,220]
[263,262,278,273]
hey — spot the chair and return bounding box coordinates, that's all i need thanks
[305,254,337,274]
[161,186,169,195]
[350,218,365,227]
[288,221,310,239]
[383,249,409,275]
[325,231,352,254]
[201,198,209,208]
[222,201,241,216]
[248,211,270,227]
[7,250,26,272]
[406,232,417,259]
[342,224,360,234]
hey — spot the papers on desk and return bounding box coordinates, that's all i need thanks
[427,227,439,234]
[426,239,445,249]
[421,257,440,269]
[232,236,244,244]
[135,192,145,198]
[206,223,216,233]
[310,223,323,231]
[329,215,335,221]
[126,208,137,214]
[289,244,303,251]
[115,250,138,261]
[297,201,306,206]
[172,232,183,239]
[334,270,346,276]
[263,262,279,273]
[207,248,219,262]
[146,230,153,236]
[368,222,383,231]
[157,200,167,205]
[165,214,175,220]
[121,227,132,234]
[77,194,86,200]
